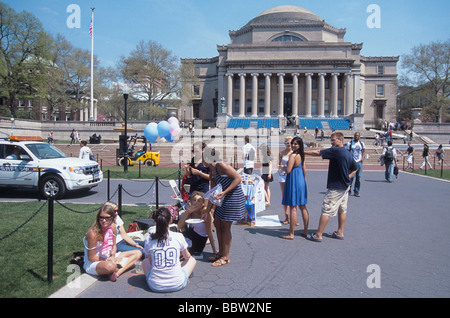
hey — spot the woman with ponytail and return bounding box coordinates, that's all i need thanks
[143,207,196,293]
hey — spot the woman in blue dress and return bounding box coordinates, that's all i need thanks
[280,137,309,240]
[202,146,245,267]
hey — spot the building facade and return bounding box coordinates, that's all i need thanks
[181,5,398,129]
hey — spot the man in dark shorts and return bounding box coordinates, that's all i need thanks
[304,132,358,242]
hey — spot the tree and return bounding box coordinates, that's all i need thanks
[117,40,180,119]
[401,39,450,122]
[0,2,51,117]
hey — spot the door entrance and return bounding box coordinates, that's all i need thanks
[284,93,292,116]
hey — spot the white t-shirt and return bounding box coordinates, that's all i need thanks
[243,143,256,169]
[144,231,188,292]
[346,140,365,162]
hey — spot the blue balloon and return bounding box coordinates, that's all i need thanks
[144,123,159,143]
[165,133,175,143]
[157,121,170,138]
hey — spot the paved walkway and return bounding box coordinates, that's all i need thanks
[51,169,450,299]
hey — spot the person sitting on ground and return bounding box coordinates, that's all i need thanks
[83,204,141,282]
[177,191,217,256]
[104,201,145,259]
[143,207,196,293]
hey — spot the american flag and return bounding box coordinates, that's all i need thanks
[89,18,93,37]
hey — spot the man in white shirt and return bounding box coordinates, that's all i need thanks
[242,135,256,175]
[346,132,365,197]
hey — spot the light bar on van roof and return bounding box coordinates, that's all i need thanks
[9,136,43,142]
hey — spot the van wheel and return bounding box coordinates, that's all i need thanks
[40,175,66,199]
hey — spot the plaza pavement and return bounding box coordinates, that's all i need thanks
[51,168,450,299]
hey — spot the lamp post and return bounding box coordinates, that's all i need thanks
[10,115,14,136]
[123,85,129,172]
[221,97,225,113]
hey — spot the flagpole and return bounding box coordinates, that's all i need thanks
[89,8,95,122]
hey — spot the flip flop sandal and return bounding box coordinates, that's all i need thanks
[330,231,344,240]
[306,233,322,242]
[211,258,230,267]
[208,254,222,262]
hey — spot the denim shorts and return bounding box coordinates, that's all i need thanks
[146,268,189,293]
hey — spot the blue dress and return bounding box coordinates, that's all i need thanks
[282,160,308,206]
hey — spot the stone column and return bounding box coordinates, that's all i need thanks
[277,73,285,117]
[264,73,271,117]
[226,73,233,117]
[239,73,246,117]
[331,72,339,117]
[251,73,259,117]
[292,73,299,117]
[305,73,313,118]
[345,73,353,116]
[318,73,326,118]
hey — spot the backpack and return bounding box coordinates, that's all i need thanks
[384,147,394,162]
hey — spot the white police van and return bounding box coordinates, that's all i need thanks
[0,136,103,199]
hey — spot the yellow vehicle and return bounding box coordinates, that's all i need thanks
[117,136,160,167]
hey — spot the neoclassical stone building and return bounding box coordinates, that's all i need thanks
[181,5,399,129]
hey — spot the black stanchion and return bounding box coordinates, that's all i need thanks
[178,160,181,190]
[155,175,159,209]
[107,170,110,201]
[139,161,141,178]
[118,184,122,218]
[48,198,54,284]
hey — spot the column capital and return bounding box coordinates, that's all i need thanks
[345,72,353,77]
[318,72,327,77]
[251,73,259,77]
[292,73,300,77]
[238,73,246,77]
[277,72,285,77]
[225,73,234,77]
[305,72,314,77]
[264,72,272,77]
[331,72,340,77]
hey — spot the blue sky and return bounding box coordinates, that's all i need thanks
[4,0,450,73]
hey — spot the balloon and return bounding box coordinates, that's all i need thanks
[167,116,179,126]
[157,121,170,138]
[164,133,175,143]
[144,123,159,143]
[170,122,181,136]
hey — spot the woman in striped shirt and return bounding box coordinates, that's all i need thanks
[202,146,245,267]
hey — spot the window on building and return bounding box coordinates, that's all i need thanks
[325,100,329,115]
[377,66,384,75]
[376,85,384,96]
[258,99,264,114]
[311,100,317,115]
[312,78,317,89]
[272,35,303,42]
[338,100,343,115]
[193,85,200,96]
[258,78,265,90]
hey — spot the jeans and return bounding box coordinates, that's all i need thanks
[351,161,363,194]
[117,240,145,259]
[385,161,394,181]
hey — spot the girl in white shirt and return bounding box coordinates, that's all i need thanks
[143,207,196,293]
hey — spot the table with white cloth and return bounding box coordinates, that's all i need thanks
[238,174,265,226]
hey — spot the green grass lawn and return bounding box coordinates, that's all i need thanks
[0,202,151,298]
[405,168,450,181]
[102,166,182,180]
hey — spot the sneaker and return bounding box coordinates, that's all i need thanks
[354,192,360,197]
